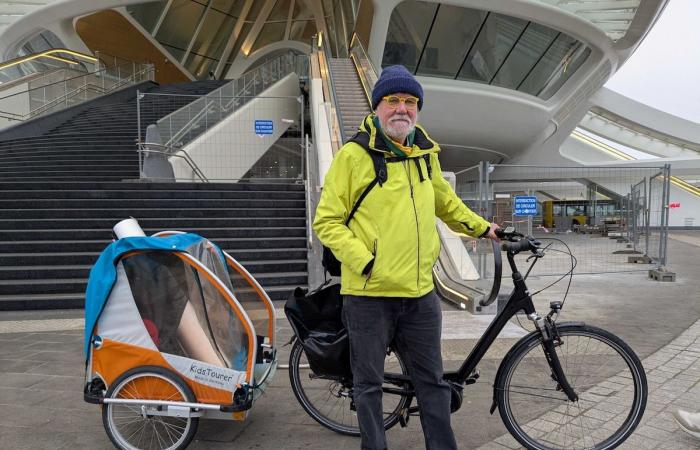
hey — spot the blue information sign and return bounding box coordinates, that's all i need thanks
[513,196,538,216]
[254,120,274,135]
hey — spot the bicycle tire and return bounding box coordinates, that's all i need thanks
[288,339,410,436]
[102,365,199,450]
[495,323,647,450]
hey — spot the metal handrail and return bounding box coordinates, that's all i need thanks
[139,144,209,183]
[0,48,97,72]
[157,52,302,150]
[0,54,141,101]
[0,63,154,121]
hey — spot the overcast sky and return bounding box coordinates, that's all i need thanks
[605,0,700,124]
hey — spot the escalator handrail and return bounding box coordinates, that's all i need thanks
[349,33,378,105]
[316,32,347,146]
[479,240,502,307]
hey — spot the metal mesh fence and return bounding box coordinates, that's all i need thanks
[137,93,303,182]
[456,163,670,277]
[648,168,670,266]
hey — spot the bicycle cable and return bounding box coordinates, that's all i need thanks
[528,237,577,308]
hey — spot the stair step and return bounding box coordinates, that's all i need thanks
[0,189,303,200]
[0,237,307,253]
[0,284,298,310]
[0,198,306,209]
[0,207,306,219]
[0,248,307,266]
[0,217,307,230]
[0,227,306,240]
[0,181,305,191]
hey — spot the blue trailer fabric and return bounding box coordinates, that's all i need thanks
[83,233,209,356]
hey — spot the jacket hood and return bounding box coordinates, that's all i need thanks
[358,114,440,157]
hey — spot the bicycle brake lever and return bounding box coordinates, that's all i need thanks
[526,251,543,262]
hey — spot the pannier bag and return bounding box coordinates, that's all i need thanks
[284,282,351,378]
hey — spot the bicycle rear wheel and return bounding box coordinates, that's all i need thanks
[496,324,647,450]
[288,339,410,436]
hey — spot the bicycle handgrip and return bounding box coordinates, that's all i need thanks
[501,239,533,253]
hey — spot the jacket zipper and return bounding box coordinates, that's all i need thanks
[363,239,377,290]
[404,161,420,293]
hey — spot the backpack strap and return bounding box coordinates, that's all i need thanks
[345,130,387,224]
[423,154,432,179]
[413,158,425,182]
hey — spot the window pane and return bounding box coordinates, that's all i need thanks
[292,0,314,20]
[518,34,589,97]
[382,1,438,73]
[156,0,206,52]
[491,22,560,89]
[186,52,219,79]
[127,2,167,33]
[251,22,287,53]
[457,13,528,83]
[536,45,590,99]
[212,0,246,17]
[268,0,293,21]
[416,5,486,78]
[162,43,186,62]
[191,9,235,60]
[289,20,317,42]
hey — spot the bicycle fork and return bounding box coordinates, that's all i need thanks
[530,306,579,402]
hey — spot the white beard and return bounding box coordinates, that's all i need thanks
[382,115,415,143]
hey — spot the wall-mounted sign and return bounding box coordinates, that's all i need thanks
[669,202,680,209]
[513,196,538,216]
[254,120,273,136]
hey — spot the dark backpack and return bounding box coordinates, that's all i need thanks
[321,130,432,277]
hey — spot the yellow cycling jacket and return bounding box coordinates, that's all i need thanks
[313,115,490,297]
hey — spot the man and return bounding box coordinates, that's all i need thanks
[313,65,499,450]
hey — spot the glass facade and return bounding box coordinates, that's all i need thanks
[124,0,371,79]
[532,0,641,42]
[382,1,591,100]
[126,0,355,79]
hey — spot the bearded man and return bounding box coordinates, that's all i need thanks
[313,65,499,450]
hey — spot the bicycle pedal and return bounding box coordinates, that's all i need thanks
[398,409,409,427]
[465,369,480,385]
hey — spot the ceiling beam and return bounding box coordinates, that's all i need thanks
[213,0,254,78]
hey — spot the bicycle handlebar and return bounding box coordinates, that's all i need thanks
[501,238,537,253]
[478,228,540,307]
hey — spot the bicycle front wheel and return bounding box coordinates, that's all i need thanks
[496,324,647,450]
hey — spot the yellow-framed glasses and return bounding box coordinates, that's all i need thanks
[382,95,419,110]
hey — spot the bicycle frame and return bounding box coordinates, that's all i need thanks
[384,238,578,404]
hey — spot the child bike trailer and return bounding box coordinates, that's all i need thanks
[83,221,277,450]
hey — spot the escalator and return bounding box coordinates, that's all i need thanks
[314,34,492,313]
[327,57,372,141]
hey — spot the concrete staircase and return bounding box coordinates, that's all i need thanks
[328,58,372,141]
[0,81,308,310]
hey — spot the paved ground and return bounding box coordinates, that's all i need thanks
[0,231,699,449]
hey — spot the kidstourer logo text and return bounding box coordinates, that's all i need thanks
[189,363,234,384]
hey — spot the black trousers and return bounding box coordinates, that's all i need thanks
[342,290,457,450]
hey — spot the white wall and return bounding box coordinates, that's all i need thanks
[171,73,300,181]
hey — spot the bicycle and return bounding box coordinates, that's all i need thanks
[288,227,648,450]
